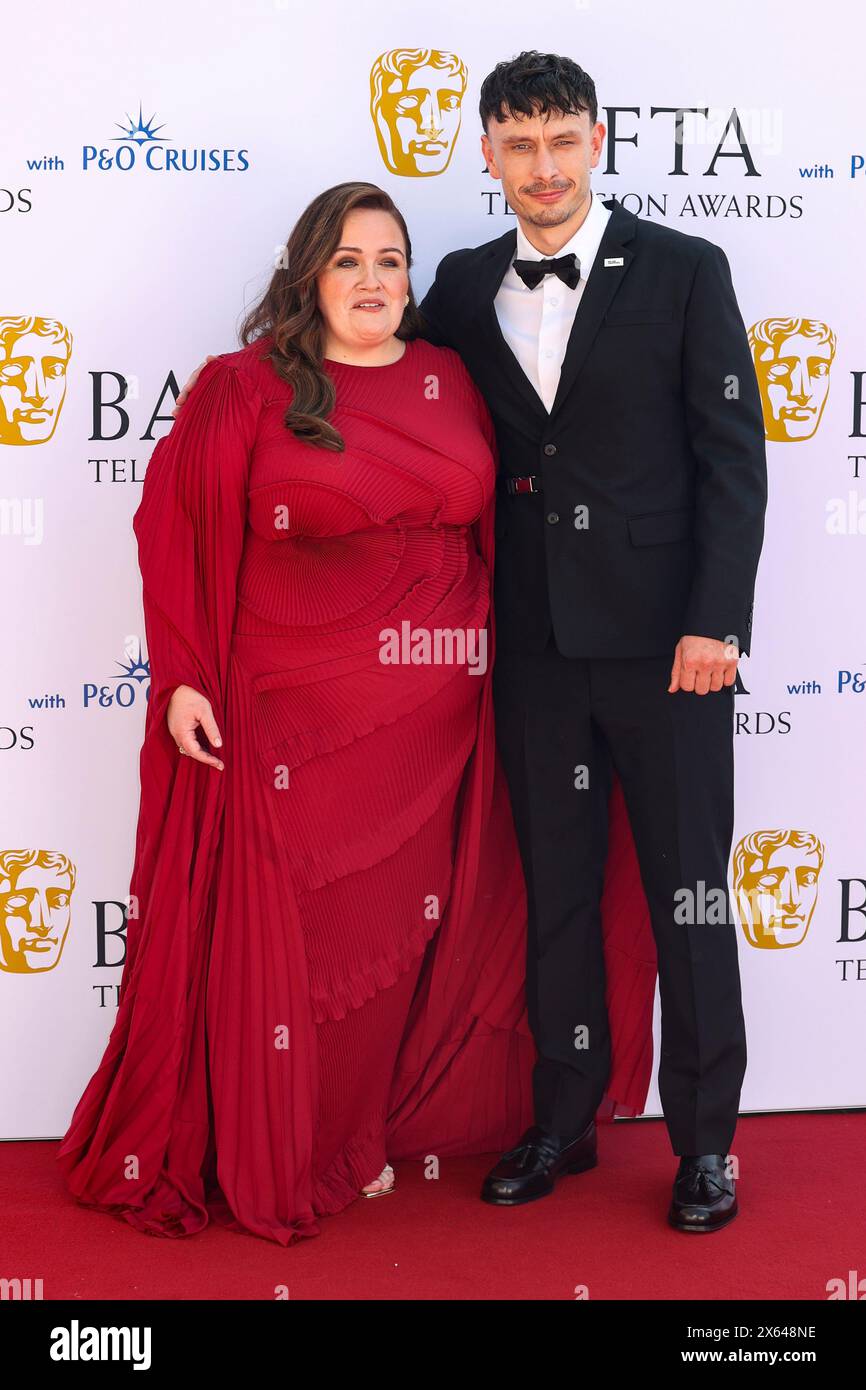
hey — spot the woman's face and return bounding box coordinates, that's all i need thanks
[317,208,409,353]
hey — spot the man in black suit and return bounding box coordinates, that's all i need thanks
[418,51,767,1231]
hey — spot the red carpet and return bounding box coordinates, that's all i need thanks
[3,1112,862,1300]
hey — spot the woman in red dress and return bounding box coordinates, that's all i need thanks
[56,182,656,1245]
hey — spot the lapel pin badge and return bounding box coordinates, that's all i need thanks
[604,257,624,267]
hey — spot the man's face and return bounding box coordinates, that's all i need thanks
[0,330,70,445]
[755,332,833,442]
[736,844,821,949]
[481,106,605,232]
[373,60,465,176]
[0,865,72,972]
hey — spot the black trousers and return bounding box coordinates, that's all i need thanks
[493,633,747,1156]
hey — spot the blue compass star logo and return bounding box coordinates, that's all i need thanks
[112,650,151,684]
[113,103,170,145]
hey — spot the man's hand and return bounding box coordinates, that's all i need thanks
[669,635,738,695]
[171,356,216,417]
[167,684,225,769]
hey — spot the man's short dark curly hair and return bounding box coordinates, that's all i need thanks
[479,50,598,132]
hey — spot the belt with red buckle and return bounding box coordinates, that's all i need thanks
[499,474,542,495]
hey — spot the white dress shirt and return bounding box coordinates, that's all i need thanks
[493,191,612,412]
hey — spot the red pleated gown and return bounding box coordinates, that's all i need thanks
[56,335,657,1245]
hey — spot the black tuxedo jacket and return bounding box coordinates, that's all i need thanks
[417,198,767,658]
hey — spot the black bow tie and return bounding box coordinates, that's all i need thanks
[512,252,580,291]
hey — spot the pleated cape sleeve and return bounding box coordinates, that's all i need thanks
[56,355,264,1234]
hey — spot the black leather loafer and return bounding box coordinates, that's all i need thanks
[668,1153,737,1233]
[480,1121,597,1206]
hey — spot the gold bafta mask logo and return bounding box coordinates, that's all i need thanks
[733,830,825,950]
[748,317,836,443]
[370,48,467,177]
[0,316,73,446]
[0,849,76,973]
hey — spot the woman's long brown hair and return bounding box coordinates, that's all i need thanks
[240,181,425,451]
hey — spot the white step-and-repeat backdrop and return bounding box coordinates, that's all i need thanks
[2,0,864,1137]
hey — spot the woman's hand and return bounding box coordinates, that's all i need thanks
[167,684,225,770]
